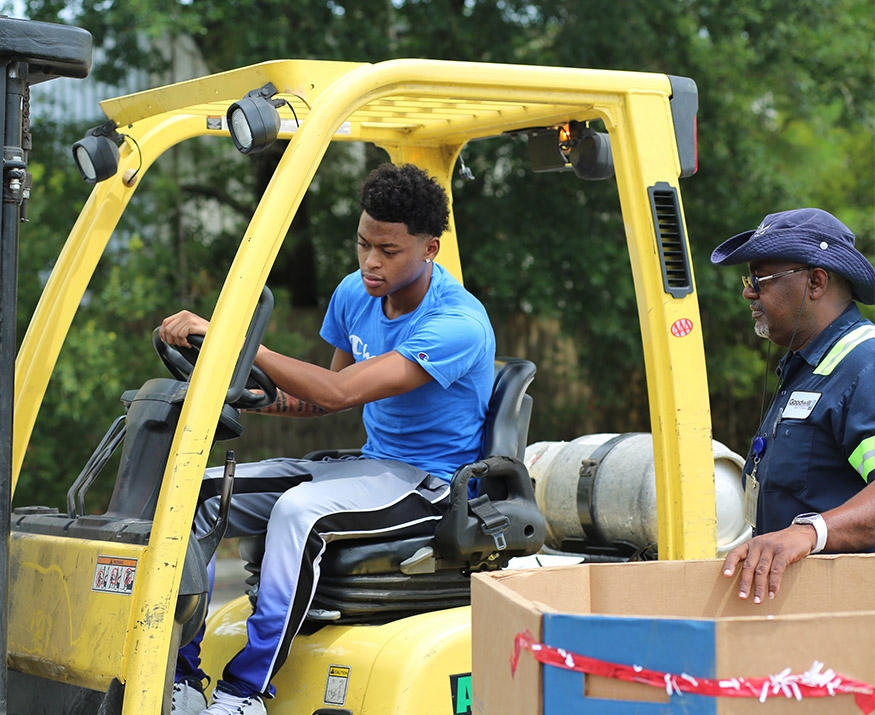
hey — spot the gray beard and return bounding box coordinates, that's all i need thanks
[755,323,770,339]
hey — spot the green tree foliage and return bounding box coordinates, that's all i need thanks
[14,0,874,506]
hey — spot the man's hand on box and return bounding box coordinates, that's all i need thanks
[721,526,816,604]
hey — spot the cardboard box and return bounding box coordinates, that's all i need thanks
[472,555,875,714]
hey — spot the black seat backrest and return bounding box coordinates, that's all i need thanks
[482,358,536,461]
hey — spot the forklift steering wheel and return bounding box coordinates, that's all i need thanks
[152,331,278,410]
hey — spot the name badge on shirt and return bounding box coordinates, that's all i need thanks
[781,391,821,420]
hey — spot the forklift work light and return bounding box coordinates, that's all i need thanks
[527,121,614,180]
[567,123,614,181]
[71,121,122,183]
[226,82,284,154]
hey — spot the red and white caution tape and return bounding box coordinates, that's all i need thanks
[511,630,875,713]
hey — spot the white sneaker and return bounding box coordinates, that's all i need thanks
[171,680,207,715]
[204,681,267,715]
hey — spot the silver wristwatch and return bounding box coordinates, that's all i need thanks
[791,512,827,554]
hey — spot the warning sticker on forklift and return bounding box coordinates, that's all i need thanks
[92,555,137,595]
[324,664,350,705]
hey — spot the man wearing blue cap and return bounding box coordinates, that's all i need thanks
[712,208,875,603]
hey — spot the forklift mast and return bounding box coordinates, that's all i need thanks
[0,17,92,715]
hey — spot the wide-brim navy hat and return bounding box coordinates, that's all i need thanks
[711,208,875,304]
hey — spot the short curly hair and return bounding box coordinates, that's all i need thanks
[359,163,450,237]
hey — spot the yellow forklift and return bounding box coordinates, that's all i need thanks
[6,18,721,713]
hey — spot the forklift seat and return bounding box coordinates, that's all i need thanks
[238,358,546,624]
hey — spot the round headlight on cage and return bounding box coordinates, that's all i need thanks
[227,96,281,155]
[71,134,120,183]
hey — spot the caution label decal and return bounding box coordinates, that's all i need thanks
[324,664,350,706]
[92,555,137,594]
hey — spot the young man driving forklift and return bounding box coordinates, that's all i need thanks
[159,163,497,715]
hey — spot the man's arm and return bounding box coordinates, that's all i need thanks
[159,311,433,410]
[254,345,432,412]
[245,349,356,417]
[245,390,330,417]
[722,480,875,603]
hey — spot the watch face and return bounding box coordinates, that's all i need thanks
[792,513,827,553]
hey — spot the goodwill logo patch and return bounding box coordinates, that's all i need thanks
[782,391,821,420]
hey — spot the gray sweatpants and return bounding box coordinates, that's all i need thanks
[183,456,450,695]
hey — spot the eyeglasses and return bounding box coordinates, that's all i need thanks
[741,265,810,293]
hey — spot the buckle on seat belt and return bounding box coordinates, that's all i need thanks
[469,495,510,550]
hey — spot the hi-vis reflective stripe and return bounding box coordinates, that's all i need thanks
[850,436,875,482]
[813,324,875,376]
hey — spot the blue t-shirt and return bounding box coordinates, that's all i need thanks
[320,263,496,482]
[744,304,875,535]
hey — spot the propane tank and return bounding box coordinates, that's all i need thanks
[525,433,750,556]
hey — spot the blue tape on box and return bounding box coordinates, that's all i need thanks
[542,613,717,714]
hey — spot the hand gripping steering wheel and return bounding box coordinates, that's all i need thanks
[152,286,278,410]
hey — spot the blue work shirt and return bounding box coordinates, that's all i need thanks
[744,304,875,535]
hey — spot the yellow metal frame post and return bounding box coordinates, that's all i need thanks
[610,91,716,559]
